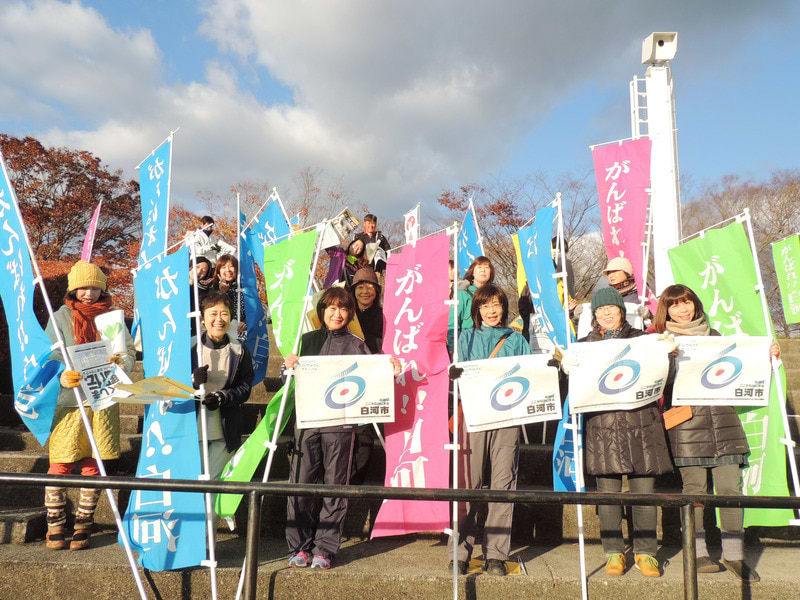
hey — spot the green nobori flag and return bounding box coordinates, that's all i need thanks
[773,234,800,325]
[669,221,794,527]
[215,381,295,520]
[264,229,319,358]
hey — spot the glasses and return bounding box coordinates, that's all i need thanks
[479,302,503,312]
[595,306,619,314]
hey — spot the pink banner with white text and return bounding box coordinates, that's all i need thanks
[371,233,451,538]
[81,199,103,261]
[592,138,651,301]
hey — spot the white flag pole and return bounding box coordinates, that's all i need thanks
[741,210,800,508]
[446,221,461,600]
[0,153,148,600]
[190,241,218,600]
[236,192,242,325]
[235,221,327,600]
[555,193,588,600]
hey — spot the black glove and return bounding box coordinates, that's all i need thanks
[202,391,224,411]
[192,365,209,388]
[448,364,464,380]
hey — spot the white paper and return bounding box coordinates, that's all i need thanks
[672,335,771,407]
[295,354,395,428]
[67,341,132,410]
[458,354,561,432]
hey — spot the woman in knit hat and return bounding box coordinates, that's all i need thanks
[560,287,673,578]
[43,260,136,550]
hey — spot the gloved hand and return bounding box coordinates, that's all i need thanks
[636,305,651,319]
[192,365,209,389]
[448,364,464,380]
[59,370,82,388]
[560,350,580,375]
[108,354,123,366]
[202,391,224,411]
[572,303,585,318]
[657,332,679,353]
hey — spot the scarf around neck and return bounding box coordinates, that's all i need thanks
[65,296,114,345]
[665,315,710,337]
[612,277,637,297]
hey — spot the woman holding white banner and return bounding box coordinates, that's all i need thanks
[561,287,672,578]
[282,287,399,570]
[43,261,136,550]
[448,283,530,577]
[447,256,495,351]
[653,284,778,582]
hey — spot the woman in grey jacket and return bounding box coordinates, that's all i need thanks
[654,284,778,582]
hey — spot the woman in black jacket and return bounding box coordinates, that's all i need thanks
[563,287,672,578]
[351,267,383,353]
[191,291,254,479]
[654,284,778,582]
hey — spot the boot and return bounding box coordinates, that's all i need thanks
[44,487,68,550]
[70,488,100,550]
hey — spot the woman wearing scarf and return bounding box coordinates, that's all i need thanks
[43,261,136,550]
[211,254,246,342]
[351,267,383,354]
[653,284,778,582]
[561,287,673,578]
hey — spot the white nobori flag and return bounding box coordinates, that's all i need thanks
[403,204,420,244]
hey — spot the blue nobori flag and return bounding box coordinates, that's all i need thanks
[121,246,206,571]
[457,199,484,278]
[239,212,270,386]
[0,152,63,445]
[552,397,583,492]
[245,198,291,271]
[136,135,172,267]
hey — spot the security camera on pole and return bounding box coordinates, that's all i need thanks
[631,32,681,295]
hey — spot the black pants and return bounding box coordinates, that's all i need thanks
[285,426,355,560]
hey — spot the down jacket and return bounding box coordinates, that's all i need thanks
[663,329,749,460]
[581,321,672,476]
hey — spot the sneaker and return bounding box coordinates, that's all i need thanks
[605,553,626,576]
[485,559,506,576]
[696,556,724,573]
[634,554,661,577]
[721,559,760,583]
[448,560,469,575]
[288,552,309,568]
[310,555,331,570]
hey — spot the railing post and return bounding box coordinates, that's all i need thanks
[681,503,698,600]
[243,490,262,600]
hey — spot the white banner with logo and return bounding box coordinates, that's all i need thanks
[458,354,561,432]
[403,205,420,244]
[672,335,771,407]
[568,336,669,414]
[295,354,395,428]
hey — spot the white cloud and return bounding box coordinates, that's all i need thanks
[2,0,794,218]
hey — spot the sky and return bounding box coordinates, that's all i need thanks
[1,0,798,220]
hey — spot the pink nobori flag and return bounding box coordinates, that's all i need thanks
[80,199,103,262]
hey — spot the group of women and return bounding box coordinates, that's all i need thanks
[42,249,775,583]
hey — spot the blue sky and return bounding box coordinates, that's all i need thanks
[1,1,798,218]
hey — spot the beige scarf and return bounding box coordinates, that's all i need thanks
[665,315,710,337]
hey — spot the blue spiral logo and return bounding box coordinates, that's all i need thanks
[700,346,742,389]
[324,363,367,409]
[490,374,531,411]
[598,345,641,395]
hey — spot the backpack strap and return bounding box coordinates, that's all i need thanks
[489,333,512,358]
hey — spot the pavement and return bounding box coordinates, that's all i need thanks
[0,530,797,599]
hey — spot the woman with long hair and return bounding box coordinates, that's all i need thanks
[211,254,246,342]
[447,256,495,350]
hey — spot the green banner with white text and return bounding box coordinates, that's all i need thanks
[773,234,800,325]
[669,221,795,527]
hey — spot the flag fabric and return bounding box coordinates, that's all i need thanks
[121,246,206,570]
[323,246,347,287]
[773,234,800,325]
[403,205,420,244]
[238,213,270,386]
[262,229,319,358]
[0,151,63,445]
[592,138,652,302]
[669,221,794,526]
[244,198,292,271]
[457,200,483,278]
[136,135,172,266]
[372,232,451,537]
[81,199,103,261]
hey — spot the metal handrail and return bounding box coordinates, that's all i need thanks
[3,470,799,600]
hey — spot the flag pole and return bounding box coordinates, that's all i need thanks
[236,193,242,325]
[235,221,327,600]
[190,241,218,600]
[0,153,148,600]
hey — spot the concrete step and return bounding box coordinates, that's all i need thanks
[0,506,46,544]
[0,534,797,600]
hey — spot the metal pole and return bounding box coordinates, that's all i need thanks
[450,222,460,600]
[191,242,218,600]
[164,131,175,255]
[235,222,327,600]
[243,490,261,600]
[681,503,698,600]
[236,192,242,325]
[0,152,148,600]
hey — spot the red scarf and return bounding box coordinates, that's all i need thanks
[65,296,114,345]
